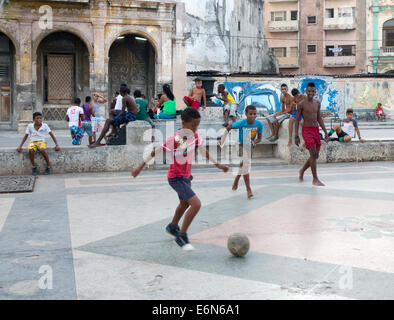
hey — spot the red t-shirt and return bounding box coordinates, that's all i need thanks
[161,131,202,178]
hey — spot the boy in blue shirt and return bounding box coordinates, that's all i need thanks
[221,105,263,199]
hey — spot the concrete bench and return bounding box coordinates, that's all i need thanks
[275,119,394,164]
[2,118,393,176]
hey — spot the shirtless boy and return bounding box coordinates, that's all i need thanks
[183,78,207,110]
[266,84,293,141]
[295,82,328,186]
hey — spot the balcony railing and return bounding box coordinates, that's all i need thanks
[268,20,299,32]
[323,56,356,67]
[324,17,356,30]
[381,47,394,56]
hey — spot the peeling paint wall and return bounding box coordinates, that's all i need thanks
[178,0,278,73]
[187,75,394,117]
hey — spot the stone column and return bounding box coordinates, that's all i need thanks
[17,22,34,133]
[91,0,108,117]
[172,2,187,110]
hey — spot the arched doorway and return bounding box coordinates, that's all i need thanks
[108,34,155,103]
[0,32,15,124]
[36,31,90,120]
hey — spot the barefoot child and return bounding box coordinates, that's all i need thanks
[132,108,229,250]
[295,82,328,186]
[221,105,263,199]
[183,78,207,110]
[17,112,60,175]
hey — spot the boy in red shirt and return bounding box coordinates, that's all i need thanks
[132,108,229,250]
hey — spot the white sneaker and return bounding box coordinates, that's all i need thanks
[182,243,195,251]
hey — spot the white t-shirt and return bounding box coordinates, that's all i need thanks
[26,123,51,142]
[114,95,123,111]
[67,106,84,127]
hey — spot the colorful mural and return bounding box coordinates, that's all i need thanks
[197,76,392,117]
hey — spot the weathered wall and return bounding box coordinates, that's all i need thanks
[178,0,278,73]
[188,75,394,117]
[0,0,186,130]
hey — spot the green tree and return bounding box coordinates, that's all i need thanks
[1,0,11,21]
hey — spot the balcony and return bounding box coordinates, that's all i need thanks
[268,20,299,32]
[324,17,356,30]
[380,47,394,56]
[323,56,356,67]
[278,57,299,68]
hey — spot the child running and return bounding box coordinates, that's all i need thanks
[132,108,229,251]
[294,82,328,186]
[220,105,263,199]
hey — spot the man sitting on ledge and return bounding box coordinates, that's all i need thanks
[89,84,137,148]
[328,108,366,143]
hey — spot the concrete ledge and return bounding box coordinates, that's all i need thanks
[2,118,393,175]
[275,119,394,164]
[0,145,144,176]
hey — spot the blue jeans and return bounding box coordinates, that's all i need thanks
[157,112,176,119]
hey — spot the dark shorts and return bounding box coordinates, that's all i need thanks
[337,130,349,138]
[112,112,137,127]
[168,176,195,201]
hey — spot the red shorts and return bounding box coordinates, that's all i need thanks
[302,126,321,151]
[183,96,201,110]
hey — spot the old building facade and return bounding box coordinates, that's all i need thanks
[366,0,394,73]
[0,0,188,130]
[0,0,278,130]
[265,0,368,75]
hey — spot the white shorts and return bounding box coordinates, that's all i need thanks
[223,103,237,117]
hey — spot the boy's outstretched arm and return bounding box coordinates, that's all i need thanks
[294,103,303,146]
[252,133,262,146]
[49,132,60,151]
[131,144,163,178]
[219,124,232,148]
[355,127,366,143]
[17,134,29,152]
[198,144,229,172]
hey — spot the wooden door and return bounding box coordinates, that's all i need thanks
[47,54,74,104]
[0,86,10,121]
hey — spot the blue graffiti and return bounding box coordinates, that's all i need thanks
[326,88,339,113]
[299,78,328,102]
[223,82,281,115]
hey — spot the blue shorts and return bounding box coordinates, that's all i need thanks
[112,112,137,126]
[168,176,195,201]
[115,110,122,116]
[81,121,93,136]
[291,110,303,120]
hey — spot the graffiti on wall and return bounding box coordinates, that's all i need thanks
[192,76,392,116]
[212,76,341,115]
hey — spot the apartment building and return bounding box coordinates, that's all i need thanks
[265,0,367,75]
